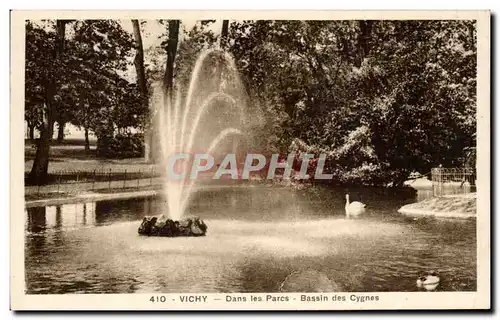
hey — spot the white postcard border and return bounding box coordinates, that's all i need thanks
[10,9,491,310]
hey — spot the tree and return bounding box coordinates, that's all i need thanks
[174,20,217,91]
[132,20,148,100]
[26,19,142,178]
[131,19,150,160]
[220,20,229,48]
[25,103,43,141]
[164,20,180,99]
[27,20,69,184]
[226,20,476,186]
[56,121,65,142]
[349,20,477,185]
[65,20,137,153]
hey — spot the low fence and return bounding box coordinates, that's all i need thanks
[25,168,163,195]
[431,167,476,197]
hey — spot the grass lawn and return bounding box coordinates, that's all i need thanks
[25,139,155,174]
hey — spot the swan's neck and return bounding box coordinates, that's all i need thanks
[345,197,350,217]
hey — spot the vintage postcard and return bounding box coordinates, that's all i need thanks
[10,10,490,310]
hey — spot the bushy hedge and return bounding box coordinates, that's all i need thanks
[97,132,144,159]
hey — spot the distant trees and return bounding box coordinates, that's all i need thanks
[25,19,140,183]
[24,19,477,187]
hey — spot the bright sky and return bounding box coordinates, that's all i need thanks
[26,19,224,139]
[31,19,223,82]
[119,19,223,82]
[120,19,222,49]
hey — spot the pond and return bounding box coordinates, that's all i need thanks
[25,185,476,294]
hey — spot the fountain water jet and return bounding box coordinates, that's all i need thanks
[140,48,247,236]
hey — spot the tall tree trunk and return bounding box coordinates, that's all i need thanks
[132,20,148,99]
[28,103,55,184]
[27,121,35,140]
[217,20,230,92]
[164,20,180,100]
[157,20,180,163]
[131,19,151,162]
[28,20,67,185]
[220,20,229,49]
[84,126,90,151]
[356,20,374,67]
[56,121,65,143]
[219,20,237,155]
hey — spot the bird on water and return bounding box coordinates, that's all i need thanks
[416,271,440,291]
[345,194,366,218]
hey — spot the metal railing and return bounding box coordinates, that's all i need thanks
[431,167,476,197]
[24,167,251,197]
[25,168,163,195]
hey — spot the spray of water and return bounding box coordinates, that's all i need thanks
[151,48,246,220]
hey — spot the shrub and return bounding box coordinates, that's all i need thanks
[97,132,144,159]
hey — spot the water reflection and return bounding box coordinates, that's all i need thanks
[25,198,165,233]
[26,203,96,232]
[27,206,46,233]
[24,186,476,294]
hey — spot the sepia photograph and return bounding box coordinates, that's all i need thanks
[10,10,490,310]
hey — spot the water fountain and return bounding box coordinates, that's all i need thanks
[138,48,247,237]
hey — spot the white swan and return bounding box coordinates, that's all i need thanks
[345,194,366,218]
[416,271,440,291]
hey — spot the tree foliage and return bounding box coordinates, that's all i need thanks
[25,19,477,187]
[228,20,476,186]
[25,19,146,180]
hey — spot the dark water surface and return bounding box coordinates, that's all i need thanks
[25,185,476,294]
